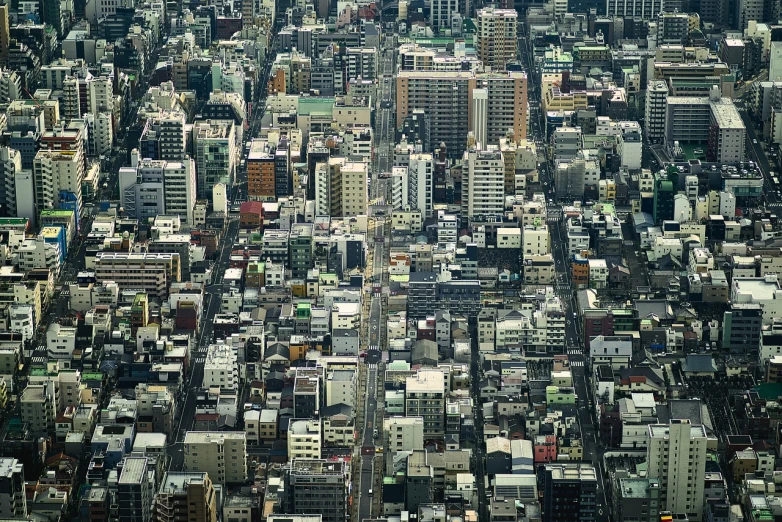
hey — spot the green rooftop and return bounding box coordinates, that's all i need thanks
[82,372,104,381]
[297,97,335,116]
[40,210,74,217]
[755,383,782,400]
[296,302,311,319]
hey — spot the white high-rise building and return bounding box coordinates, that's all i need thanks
[390,166,408,210]
[408,153,433,218]
[88,76,113,115]
[203,343,238,390]
[768,42,782,81]
[462,145,504,218]
[522,225,549,256]
[472,88,488,148]
[83,112,113,157]
[384,416,425,453]
[647,419,707,521]
[0,69,21,104]
[85,0,134,23]
[33,150,83,219]
[314,162,331,216]
[118,158,197,224]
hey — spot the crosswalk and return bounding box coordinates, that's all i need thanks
[193,357,205,365]
[570,360,584,367]
[547,215,561,224]
[368,363,377,370]
[554,283,571,299]
[60,280,74,297]
[767,202,782,208]
[567,348,582,356]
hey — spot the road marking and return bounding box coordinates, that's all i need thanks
[570,360,584,367]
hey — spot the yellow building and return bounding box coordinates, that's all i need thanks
[543,83,588,113]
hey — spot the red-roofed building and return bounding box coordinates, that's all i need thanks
[239,201,263,229]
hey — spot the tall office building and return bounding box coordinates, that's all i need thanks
[656,12,690,45]
[396,70,527,157]
[645,80,668,143]
[736,0,764,30]
[283,459,349,522]
[33,150,83,220]
[289,223,314,280]
[0,458,26,519]
[0,69,21,104]
[94,252,182,298]
[139,112,188,162]
[119,158,197,224]
[663,88,745,164]
[0,146,23,217]
[405,370,446,438]
[183,432,247,485]
[246,139,276,201]
[541,462,598,522]
[154,472,217,522]
[194,120,237,200]
[42,0,63,37]
[605,0,665,18]
[314,157,367,218]
[118,457,152,522]
[0,5,9,63]
[430,0,459,34]
[462,144,504,218]
[481,73,527,146]
[397,70,472,157]
[34,123,85,218]
[408,153,434,218]
[770,42,782,82]
[476,7,518,71]
[647,420,708,521]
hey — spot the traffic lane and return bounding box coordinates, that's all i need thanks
[358,368,377,520]
[738,105,772,175]
[170,221,239,471]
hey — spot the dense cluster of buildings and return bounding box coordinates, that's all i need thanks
[0,0,781,517]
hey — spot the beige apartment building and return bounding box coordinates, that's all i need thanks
[154,472,217,522]
[93,252,182,298]
[476,7,518,71]
[183,432,248,485]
